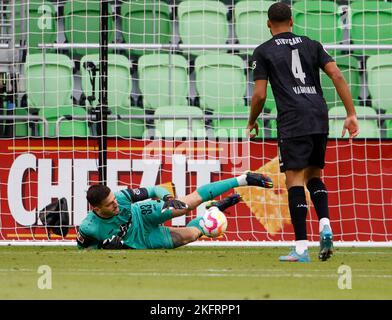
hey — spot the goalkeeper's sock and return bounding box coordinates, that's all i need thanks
[196,178,240,202]
[307,177,330,232]
[187,217,204,236]
[288,186,308,242]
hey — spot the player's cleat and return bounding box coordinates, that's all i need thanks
[279,248,311,262]
[319,225,333,261]
[206,193,242,212]
[245,172,273,188]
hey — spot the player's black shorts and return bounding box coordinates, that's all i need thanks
[278,134,328,172]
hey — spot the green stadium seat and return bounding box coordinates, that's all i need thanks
[12,1,57,53]
[63,0,115,57]
[320,54,361,109]
[234,0,275,56]
[138,54,189,111]
[349,1,392,56]
[107,106,146,138]
[383,114,392,138]
[366,54,392,113]
[194,53,247,113]
[80,54,132,110]
[292,1,343,45]
[265,107,277,138]
[178,0,229,57]
[154,106,206,138]
[14,107,30,137]
[121,1,172,58]
[25,53,74,111]
[212,105,261,138]
[329,106,380,138]
[38,106,89,137]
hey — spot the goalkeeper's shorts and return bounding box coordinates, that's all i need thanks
[134,200,174,249]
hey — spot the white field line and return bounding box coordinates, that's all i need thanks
[0,269,391,279]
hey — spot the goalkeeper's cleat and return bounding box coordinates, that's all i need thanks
[279,248,311,262]
[245,171,273,189]
[206,193,242,212]
[319,225,333,261]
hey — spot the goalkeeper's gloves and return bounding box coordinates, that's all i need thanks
[162,195,188,213]
[100,235,125,250]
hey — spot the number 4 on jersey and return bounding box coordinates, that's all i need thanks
[291,49,306,84]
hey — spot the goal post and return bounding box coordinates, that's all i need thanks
[0,0,391,247]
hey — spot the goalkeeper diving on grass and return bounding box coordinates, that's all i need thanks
[76,172,273,250]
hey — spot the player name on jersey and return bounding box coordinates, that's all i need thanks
[292,85,317,95]
[274,37,303,46]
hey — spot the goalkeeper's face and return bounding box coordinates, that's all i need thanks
[96,192,119,217]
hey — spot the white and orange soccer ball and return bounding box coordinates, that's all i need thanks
[200,206,228,238]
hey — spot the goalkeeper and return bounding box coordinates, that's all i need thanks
[76,172,273,250]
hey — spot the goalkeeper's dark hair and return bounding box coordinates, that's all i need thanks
[86,184,111,207]
[268,2,292,23]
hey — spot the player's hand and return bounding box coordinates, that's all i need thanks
[162,195,188,213]
[342,114,360,139]
[247,121,259,139]
[101,235,124,249]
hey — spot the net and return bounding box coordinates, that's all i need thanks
[0,0,391,246]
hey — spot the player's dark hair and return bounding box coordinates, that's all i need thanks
[268,2,292,23]
[86,184,111,207]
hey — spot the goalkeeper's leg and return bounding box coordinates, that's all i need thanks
[171,172,273,218]
[168,227,201,248]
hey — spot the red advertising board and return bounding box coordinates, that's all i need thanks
[0,138,391,242]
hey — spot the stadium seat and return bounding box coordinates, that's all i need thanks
[366,54,392,113]
[121,1,172,58]
[80,54,132,110]
[265,107,277,138]
[12,1,57,53]
[107,106,146,138]
[138,53,189,111]
[38,106,89,137]
[234,0,275,56]
[212,105,259,138]
[63,0,115,57]
[329,106,380,138]
[154,106,206,138]
[320,54,361,109]
[25,53,74,111]
[194,53,247,113]
[349,1,392,56]
[292,1,343,45]
[178,0,229,57]
[383,114,392,138]
[14,107,30,137]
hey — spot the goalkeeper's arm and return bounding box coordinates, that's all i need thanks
[121,186,171,203]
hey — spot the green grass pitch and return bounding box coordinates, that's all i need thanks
[1,246,391,299]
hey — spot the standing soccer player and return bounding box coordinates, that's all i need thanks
[247,3,359,262]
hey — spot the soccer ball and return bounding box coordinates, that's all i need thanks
[200,206,228,238]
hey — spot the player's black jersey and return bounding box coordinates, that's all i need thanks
[252,32,334,138]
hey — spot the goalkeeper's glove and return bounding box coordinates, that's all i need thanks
[100,235,125,250]
[162,195,188,213]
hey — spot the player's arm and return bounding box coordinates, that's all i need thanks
[76,228,100,250]
[248,79,267,138]
[323,61,360,138]
[122,186,171,203]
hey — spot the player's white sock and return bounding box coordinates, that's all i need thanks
[236,174,247,186]
[295,240,308,255]
[319,218,331,233]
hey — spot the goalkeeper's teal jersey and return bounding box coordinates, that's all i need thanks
[77,188,173,249]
